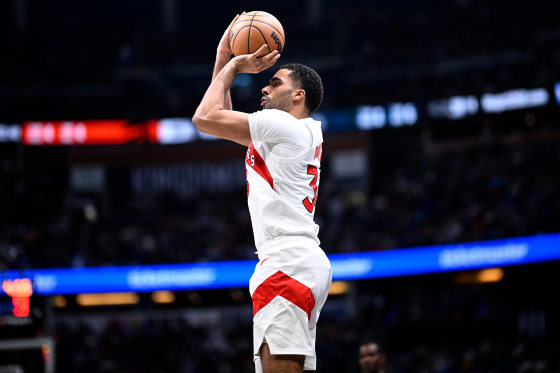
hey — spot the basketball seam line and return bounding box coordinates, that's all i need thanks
[254,27,271,54]
[232,24,251,54]
[248,12,258,55]
[232,19,285,44]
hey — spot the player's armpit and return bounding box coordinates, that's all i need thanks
[192,109,251,146]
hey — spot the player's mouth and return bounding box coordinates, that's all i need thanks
[261,97,268,107]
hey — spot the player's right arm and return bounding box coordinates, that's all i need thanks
[193,46,280,146]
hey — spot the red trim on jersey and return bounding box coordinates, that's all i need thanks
[252,271,315,320]
[246,142,274,189]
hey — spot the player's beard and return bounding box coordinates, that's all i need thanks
[266,90,292,112]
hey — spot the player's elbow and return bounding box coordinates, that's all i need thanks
[192,113,212,134]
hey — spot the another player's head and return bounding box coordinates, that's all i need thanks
[261,63,323,116]
[359,341,386,373]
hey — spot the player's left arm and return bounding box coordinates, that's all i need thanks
[193,45,280,146]
[212,14,241,111]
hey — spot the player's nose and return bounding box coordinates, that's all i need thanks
[261,86,270,95]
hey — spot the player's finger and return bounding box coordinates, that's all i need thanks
[253,44,269,57]
[263,50,279,61]
[260,54,280,71]
[269,54,281,65]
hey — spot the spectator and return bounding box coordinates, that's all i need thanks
[359,341,387,373]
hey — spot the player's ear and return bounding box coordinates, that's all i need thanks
[293,88,305,103]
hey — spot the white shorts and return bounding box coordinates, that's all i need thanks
[249,236,332,371]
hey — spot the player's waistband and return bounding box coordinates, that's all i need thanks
[256,235,321,261]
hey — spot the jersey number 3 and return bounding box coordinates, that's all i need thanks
[302,165,319,213]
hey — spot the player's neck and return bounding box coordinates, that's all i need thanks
[289,105,309,120]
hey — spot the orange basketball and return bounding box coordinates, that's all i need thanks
[229,11,285,57]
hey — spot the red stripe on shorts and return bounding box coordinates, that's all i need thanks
[246,142,274,189]
[252,271,315,320]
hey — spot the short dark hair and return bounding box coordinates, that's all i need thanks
[279,63,323,114]
[360,341,384,354]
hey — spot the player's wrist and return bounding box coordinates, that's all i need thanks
[228,58,240,75]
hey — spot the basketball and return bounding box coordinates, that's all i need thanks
[229,11,285,57]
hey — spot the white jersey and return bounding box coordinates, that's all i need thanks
[246,109,323,251]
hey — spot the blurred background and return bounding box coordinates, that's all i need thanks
[1,0,560,372]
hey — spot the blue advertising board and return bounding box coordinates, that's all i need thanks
[2,233,559,295]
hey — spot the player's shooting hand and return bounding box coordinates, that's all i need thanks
[232,45,281,74]
[217,13,241,57]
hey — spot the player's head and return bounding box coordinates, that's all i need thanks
[261,63,323,115]
[359,341,386,373]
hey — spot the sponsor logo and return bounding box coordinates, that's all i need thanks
[439,243,529,268]
[270,31,283,53]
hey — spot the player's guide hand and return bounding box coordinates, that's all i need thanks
[217,14,240,57]
[232,45,281,75]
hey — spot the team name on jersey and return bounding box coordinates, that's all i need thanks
[246,143,274,190]
[313,144,323,162]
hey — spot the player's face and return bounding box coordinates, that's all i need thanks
[261,69,294,112]
[359,344,385,373]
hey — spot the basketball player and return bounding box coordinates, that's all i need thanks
[359,342,387,373]
[192,16,332,373]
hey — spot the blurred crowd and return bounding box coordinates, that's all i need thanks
[1,127,559,269]
[324,132,560,254]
